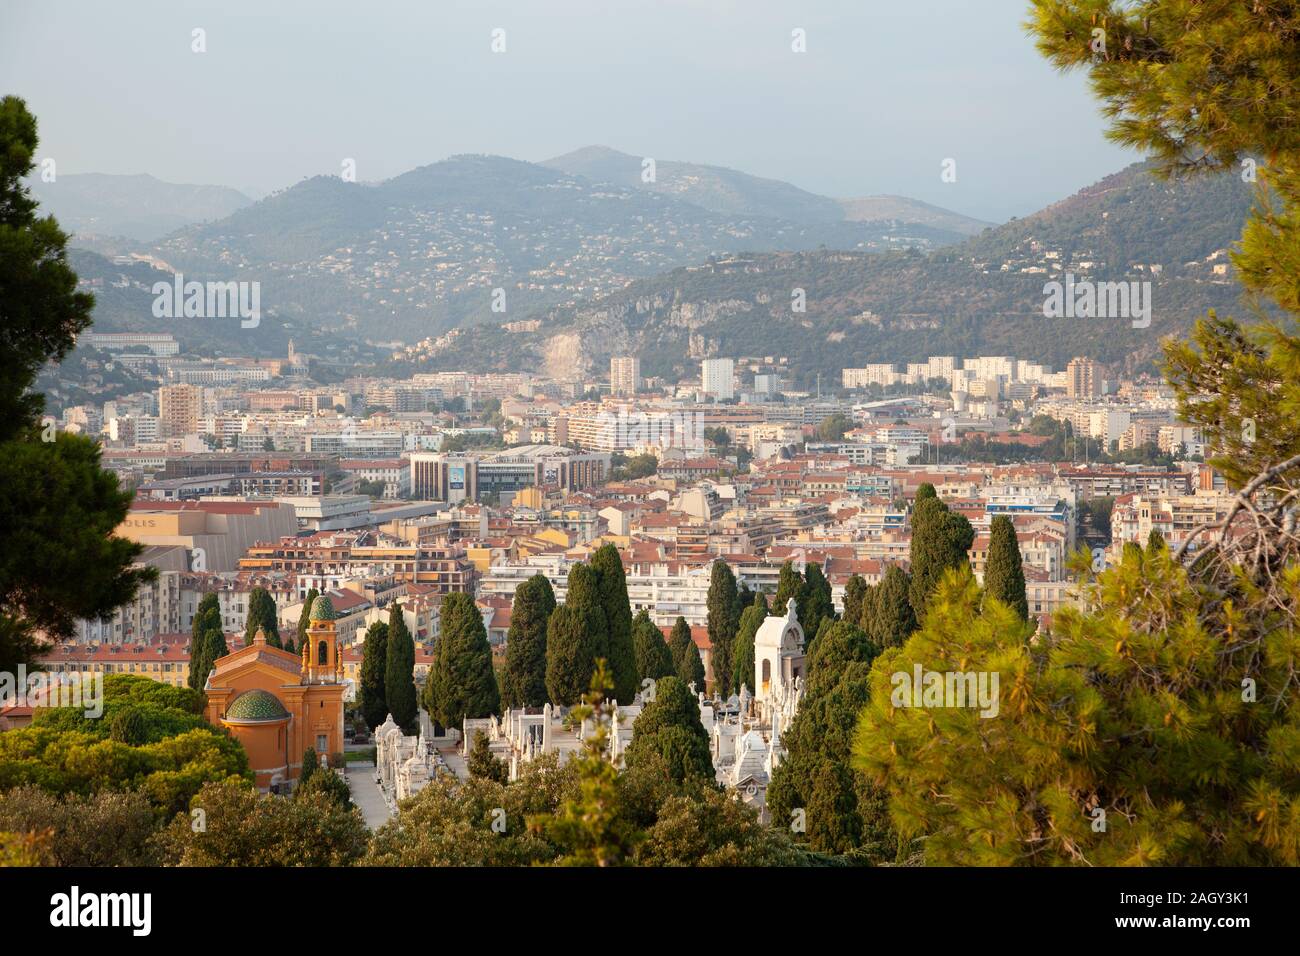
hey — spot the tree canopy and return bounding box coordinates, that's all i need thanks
[244,587,281,649]
[385,602,417,734]
[730,595,768,696]
[426,592,499,730]
[982,515,1028,621]
[705,561,742,697]
[623,676,714,786]
[0,96,152,676]
[545,603,601,707]
[501,573,555,709]
[358,620,389,731]
[632,609,675,684]
[590,545,638,704]
[667,617,705,692]
[908,494,974,617]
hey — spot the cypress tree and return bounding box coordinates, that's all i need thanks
[772,561,804,616]
[766,611,885,857]
[705,560,741,697]
[857,581,878,633]
[565,563,608,659]
[191,628,227,692]
[1147,528,1167,553]
[908,495,974,617]
[544,603,601,706]
[192,593,220,641]
[428,592,499,729]
[589,544,637,703]
[384,601,417,734]
[804,618,874,698]
[501,573,555,709]
[667,616,705,692]
[842,574,868,625]
[632,608,675,683]
[244,587,281,648]
[297,587,318,650]
[667,616,692,675]
[736,580,753,612]
[623,675,714,784]
[299,747,318,788]
[187,595,221,691]
[805,758,864,854]
[983,515,1028,621]
[866,565,916,650]
[188,636,209,692]
[203,626,229,667]
[731,595,768,697]
[800,563,834,645]
[358,619,389,730]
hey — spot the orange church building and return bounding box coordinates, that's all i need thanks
[204,595,347,791]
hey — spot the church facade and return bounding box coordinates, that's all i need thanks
[204,594,346,791]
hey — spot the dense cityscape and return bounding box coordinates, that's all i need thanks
[0,335,1238,837]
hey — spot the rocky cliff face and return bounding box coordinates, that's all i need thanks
[540,311,634,380]
[537,293,761,379]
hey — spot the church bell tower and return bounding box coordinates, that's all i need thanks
[301,594,342,684]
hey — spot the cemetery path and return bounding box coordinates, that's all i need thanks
[437,747,469,781]
[345,761,393,830]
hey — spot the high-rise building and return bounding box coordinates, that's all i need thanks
[410,453,479,503]
[1066,357,1101,399]
[702,358,735,400]
[158,383,203,438]
[753,372,781,397]
[926,356,956,380]
[610,356,641,396]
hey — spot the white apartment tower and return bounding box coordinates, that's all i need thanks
[610,356,641,397]
[702,358,735,400]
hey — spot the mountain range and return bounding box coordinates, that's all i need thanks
[29,173,252,242]
[541,145,991,236]
[138,153,978,341]
[64,153,1257,385]
[404,161,1258,385]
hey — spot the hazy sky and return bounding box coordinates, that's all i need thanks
[0,0,1135,222]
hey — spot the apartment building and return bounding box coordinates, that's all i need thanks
[1058,467,1194,501]
[1066,357,1101,399]
[702,358,735,400]
[611,356,641,396]
[158,383,204,439]
[1110,491,1233,554]
[40,639,195,688]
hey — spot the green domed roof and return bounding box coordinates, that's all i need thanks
[225,689,289,722]
[309,594,336,622]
